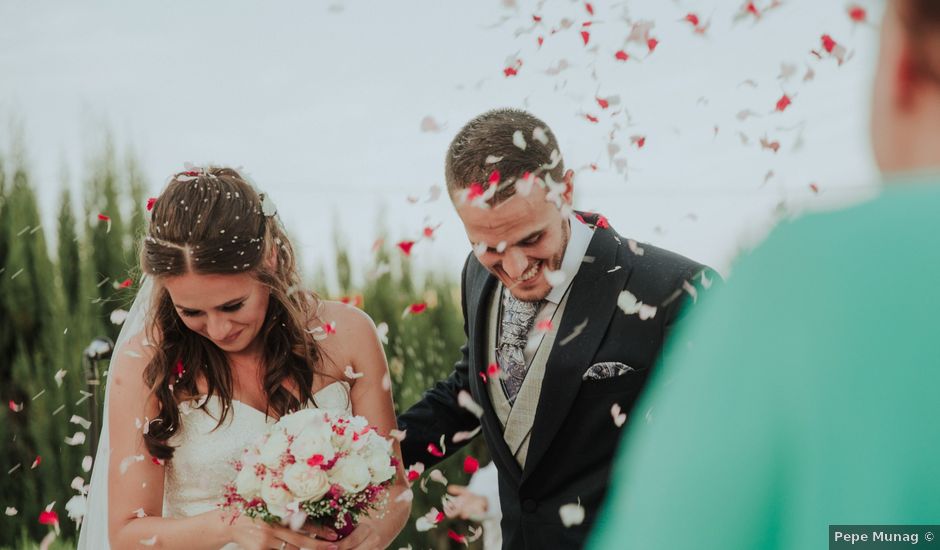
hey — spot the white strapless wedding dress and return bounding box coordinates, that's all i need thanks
[162,382,351,550]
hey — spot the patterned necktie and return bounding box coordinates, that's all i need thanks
[498,294,541,403]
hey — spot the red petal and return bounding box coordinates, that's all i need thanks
[746,2,760,16]
[821,34,837,53]
[307,454,325,467]
[532,14,542,22]
[775,94,792,112]
[585,2,594,16]
[614,50,629,61]
[580,31,590,46]
[847,5,866,23]
[428,443,444,457]
[467,183,485,201]
[488,170,501,185]
[410,303,428,314]
[146,198,157,212]
[596,97,609,109]
[809,182,820,194]
[503,66,519,77]
[463,456,480,474]
[537,36,544,47]
[119,278,133,289]
[435,512,445,523]
[647,37,659,52]
[448,530,467,543]
[97,213,110,221]
[585,114,599,123]
[397,240,416,255]
[38,510,58,526]
[487,363,500,377]
[684,13,700,26]
[407,469,420,482]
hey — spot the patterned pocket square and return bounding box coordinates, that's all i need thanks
[582,361,634,380]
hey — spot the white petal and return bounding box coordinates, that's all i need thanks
[610,404,627,427]
[64,432,86,446]
[512,130,527,150]
[559,501,585,527]
[457,390,483,418]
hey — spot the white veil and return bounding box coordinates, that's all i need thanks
[77,276,154,550]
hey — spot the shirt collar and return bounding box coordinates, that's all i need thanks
[545,214,594,305]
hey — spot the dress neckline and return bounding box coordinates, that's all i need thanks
[194,381,350,417]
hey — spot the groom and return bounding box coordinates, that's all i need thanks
[398,109,716,548]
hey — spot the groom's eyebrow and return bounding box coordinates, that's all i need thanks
[175,295,249,312]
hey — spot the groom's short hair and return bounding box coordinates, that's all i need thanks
[445,108,565,204]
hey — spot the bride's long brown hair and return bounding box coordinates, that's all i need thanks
[141,167,322,459]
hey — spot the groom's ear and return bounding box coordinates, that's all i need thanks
[561,169,575,205]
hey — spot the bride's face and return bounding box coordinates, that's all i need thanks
[163,272,271,353]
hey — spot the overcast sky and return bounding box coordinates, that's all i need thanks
[0,0,883,287]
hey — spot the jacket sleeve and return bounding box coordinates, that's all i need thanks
[397,255,482,468]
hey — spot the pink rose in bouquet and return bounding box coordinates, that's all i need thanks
[223,408,397,538]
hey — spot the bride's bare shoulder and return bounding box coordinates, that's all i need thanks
[309,300,380,367]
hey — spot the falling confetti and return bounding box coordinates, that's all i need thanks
[420,116,443,133]
[344,365,364,380]
[463,456,480,474]
[847,4,866,23]
[457,391,484,418]
[397,240,416,256]
[610,403,627,427]
[559,500,585,527]
[427,443,445,458]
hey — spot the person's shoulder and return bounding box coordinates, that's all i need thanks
[314,300,377,333]
[310,300,379,363]
[110,330,158,391]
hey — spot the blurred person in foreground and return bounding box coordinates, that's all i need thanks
[397,108,718,548]
[590,2,940,549]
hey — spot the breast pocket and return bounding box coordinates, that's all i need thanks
[577,371,638,397]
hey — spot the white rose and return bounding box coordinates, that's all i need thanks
[282,463,331,502]
[260,480,292,519]
[276,409,329,437]
[235,464,263,498]
[258,430,290,468]
[365,450,396,484]
[329,455,372,493]
[289,431,335,464]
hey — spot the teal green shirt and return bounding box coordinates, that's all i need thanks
[590,179,940,550]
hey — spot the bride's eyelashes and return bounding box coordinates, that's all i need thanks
[179,302,246,317]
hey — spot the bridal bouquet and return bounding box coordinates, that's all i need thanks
[222,408,397,537]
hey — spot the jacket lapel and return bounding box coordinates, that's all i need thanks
[521,224,631,481]
[465,259,524,485]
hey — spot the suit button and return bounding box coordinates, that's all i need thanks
[522,499,537,513]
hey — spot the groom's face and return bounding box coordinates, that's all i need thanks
[455,174,573,302]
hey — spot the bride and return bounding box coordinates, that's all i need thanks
[78,167,410,549]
